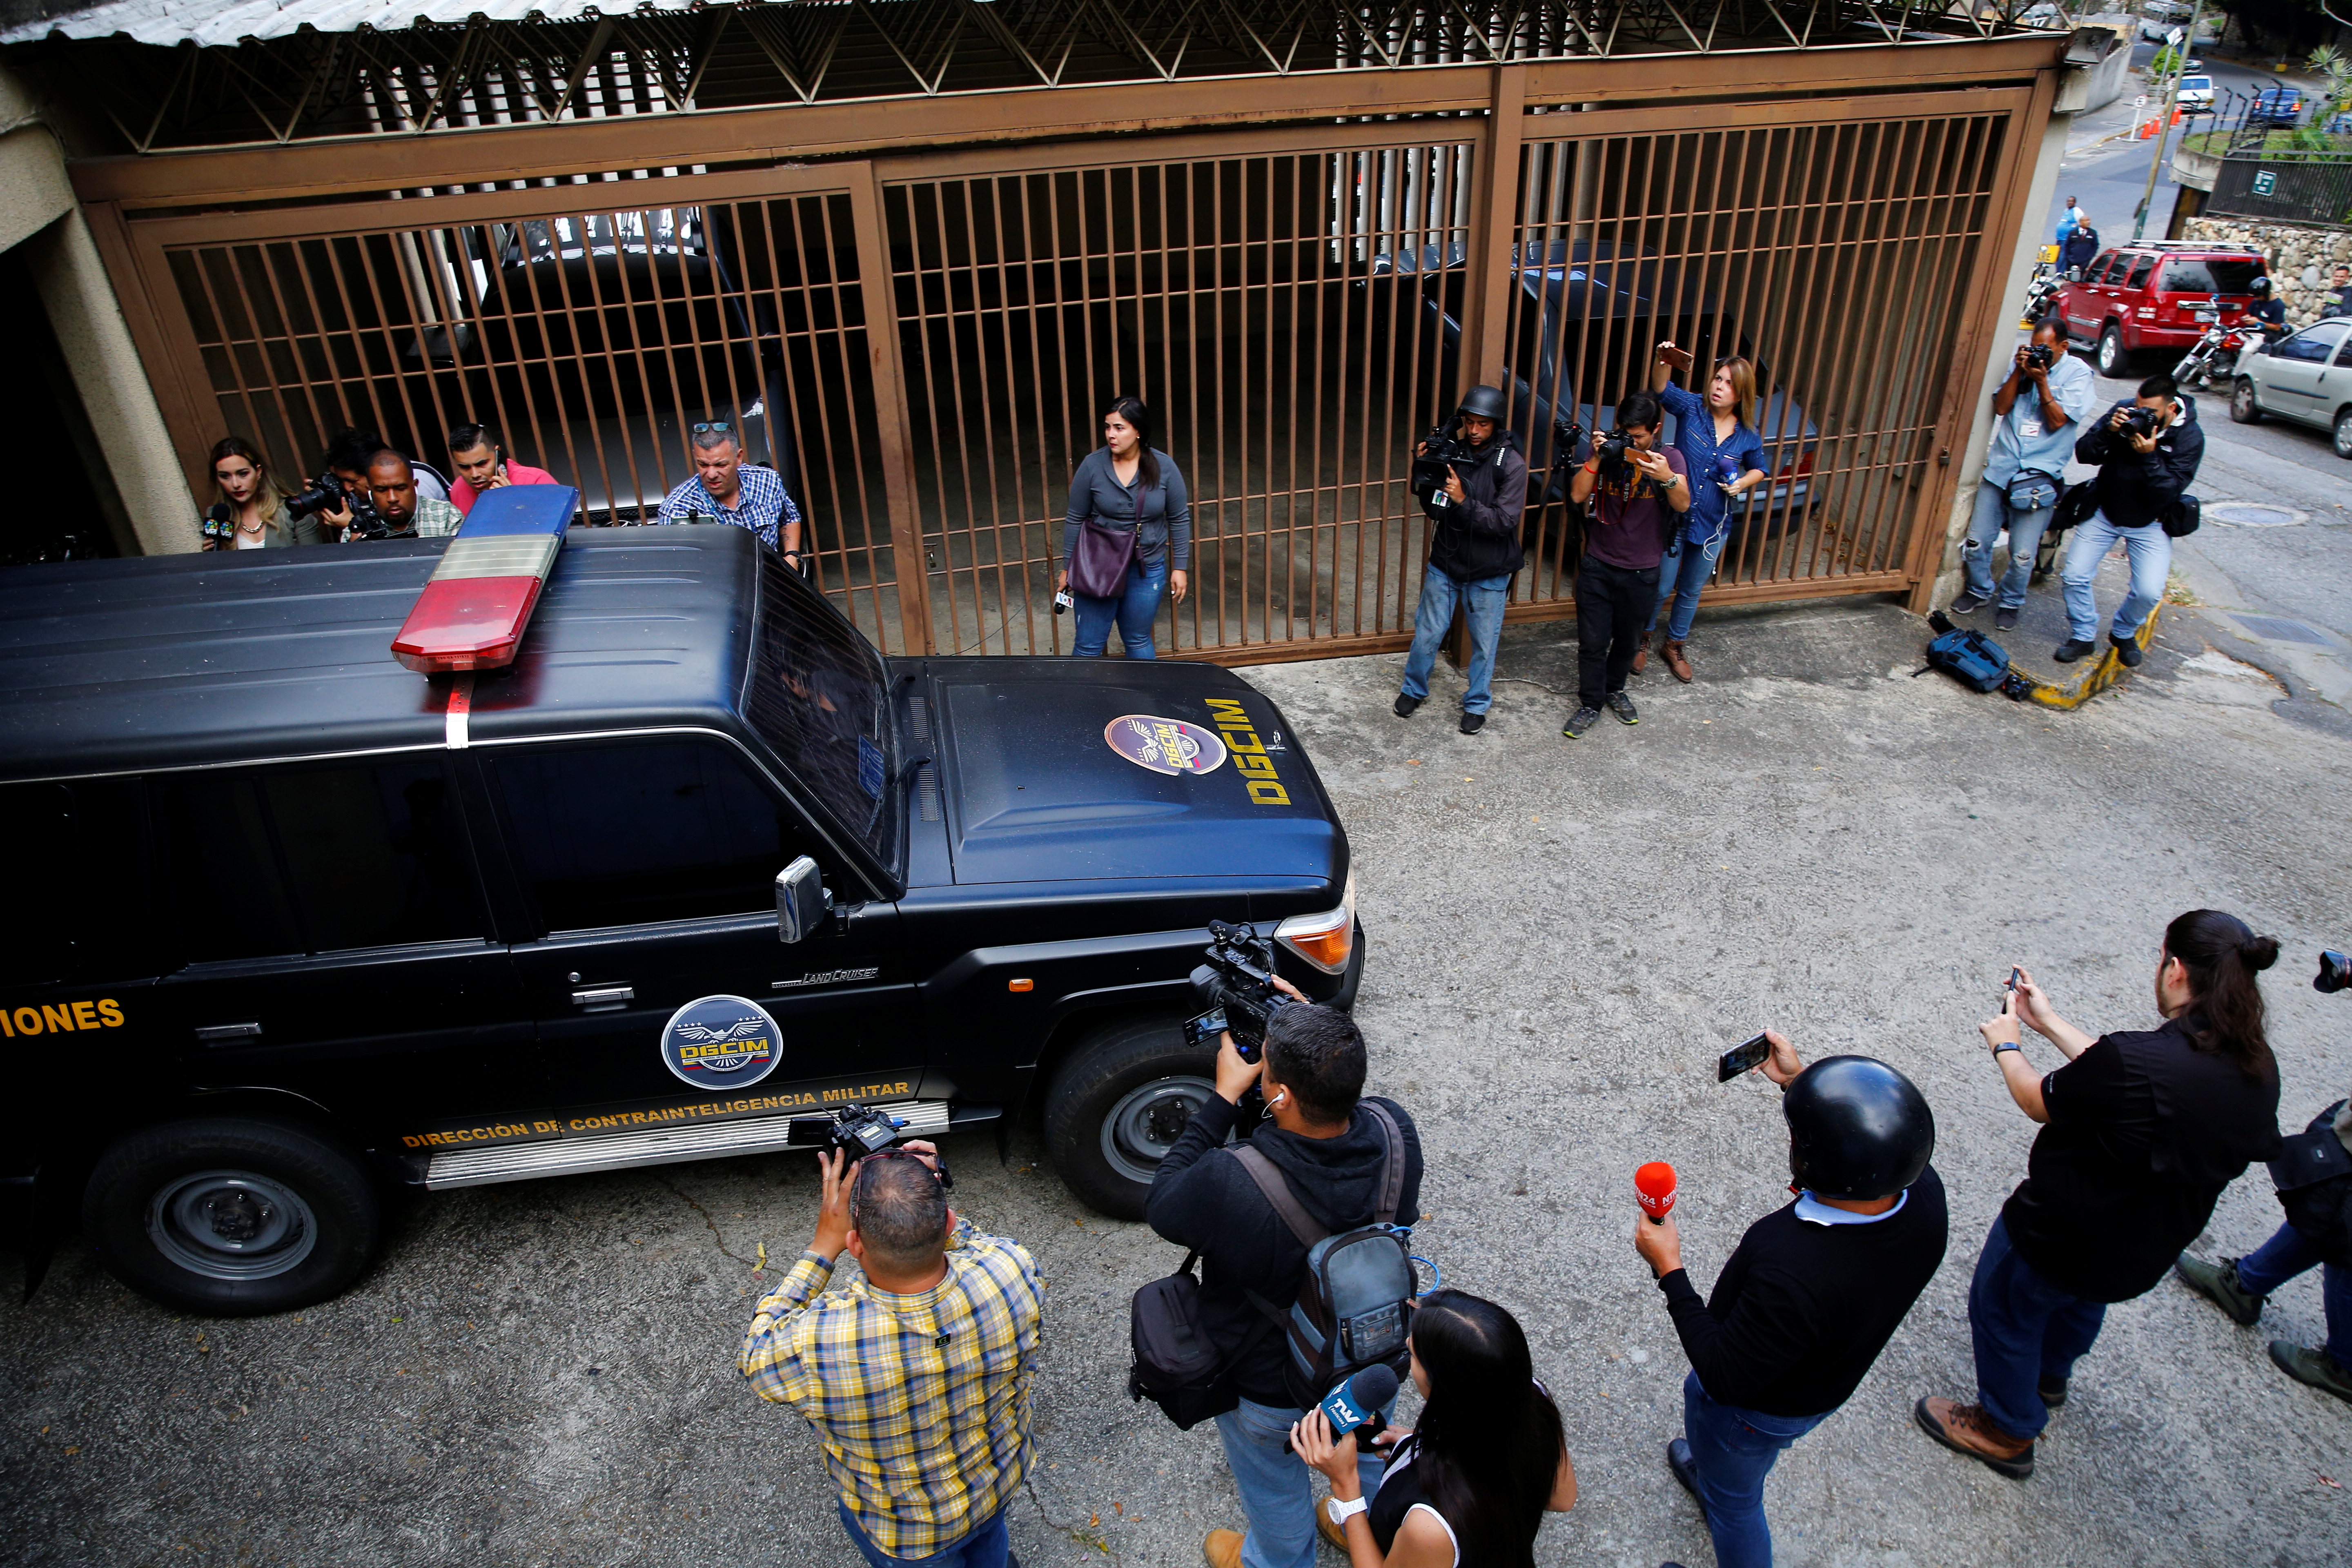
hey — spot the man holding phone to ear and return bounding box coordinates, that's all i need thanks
[1634,1034,1947,1568]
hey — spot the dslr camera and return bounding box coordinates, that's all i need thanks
[2317,951,2351,994]
[2024,343,2054,372]
[1595,428,1633,480]
[287,471,388,538]
[1183,920,1295,1062]
[2122,404,2161,439]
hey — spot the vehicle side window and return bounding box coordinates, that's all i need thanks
[2087,250,2118,282]
[2122,255,2156,290]
[0,779,149,986]
[2280,324,2347,363]
[153,760,482,962]
[488,739,808,932]
[2159,259,2214,292]
[2334,336,2352,369]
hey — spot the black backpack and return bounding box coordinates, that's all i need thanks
[1127,1249,1257,1430]
[1234,1102,1417,1409]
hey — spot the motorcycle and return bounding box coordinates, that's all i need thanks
[2019,261,2065,327]
[2172,296,2252,390]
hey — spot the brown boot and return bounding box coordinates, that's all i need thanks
[1632,630,1651,675]
[1913,1395,2034,1479]
[1662,639,1693,683]
[1203,1528,1245,1568]
[1314,1497,1347,1551]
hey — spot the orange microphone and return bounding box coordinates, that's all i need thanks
[1635,1162,1678,1226]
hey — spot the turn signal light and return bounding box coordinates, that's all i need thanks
[1275,873,1357,975]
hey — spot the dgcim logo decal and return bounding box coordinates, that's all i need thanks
[1203,697,1291,806]
[660,995,784,1091]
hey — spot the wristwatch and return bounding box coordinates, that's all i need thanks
[1326,1496,1369,1529]
[1991,1042,2021,1059]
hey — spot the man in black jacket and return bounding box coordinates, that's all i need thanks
[1394,384,1528,735]
[2054,372,2203,666]
[1147,995,1423,1568]
[1635,1036,1947,1568]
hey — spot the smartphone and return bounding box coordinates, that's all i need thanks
[1660,343,1696,371]
[1717,1033,1771,1083]
[2002,966,2023,1008]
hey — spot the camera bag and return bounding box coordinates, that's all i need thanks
[2006,469,2061,513]
[1127,1250,1269,1430]
[1916,626,2010,694]
[1232,1102,1417,1409]
[2270,1099,2352,1270]
[2049,481,2099,538]
[2163,492,2201,538]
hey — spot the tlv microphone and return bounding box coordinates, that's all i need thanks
[1635,1161,1678,1226]
[1287,1363,1401,1453]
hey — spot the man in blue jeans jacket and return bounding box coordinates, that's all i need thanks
[1394,384,1528,735]
[1953,316,2096,630]
[1636,1038,1947,1568]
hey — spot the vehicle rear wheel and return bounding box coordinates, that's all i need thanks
[83,1117,380,1316]
[2097,323,2131,377]
[2231,377,2264,425]
[1044,1016,1220,1221]
[2334,407,2352,460]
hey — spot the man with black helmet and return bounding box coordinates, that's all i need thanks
[1634,1033,1947,1568]
[1394,384,1528,736]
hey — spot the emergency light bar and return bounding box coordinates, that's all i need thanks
[391,485,581,674]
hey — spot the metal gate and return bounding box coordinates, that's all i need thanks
[98,76,2042,663]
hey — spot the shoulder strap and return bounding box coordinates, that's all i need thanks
[1361,1100,1407,1225]
[1232,1145,1329,1248]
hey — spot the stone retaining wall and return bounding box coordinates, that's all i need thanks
[2182,216,2352,325]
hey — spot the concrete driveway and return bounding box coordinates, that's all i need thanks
[4,599,2348,1567]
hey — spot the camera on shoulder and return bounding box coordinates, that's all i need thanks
[1410,425,1478,505]
[1182,920,1295,1062]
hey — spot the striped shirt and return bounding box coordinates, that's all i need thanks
[657,463,801,552]
[739,1218,1045,1557]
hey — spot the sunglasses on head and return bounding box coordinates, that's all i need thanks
[692,421,733,436]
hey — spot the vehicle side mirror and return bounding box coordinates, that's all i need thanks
[777,855,831,944]
[2066,267,2082,281]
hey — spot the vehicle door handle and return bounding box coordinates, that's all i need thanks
[194,1022,263,1043]
[571,985,634,1012]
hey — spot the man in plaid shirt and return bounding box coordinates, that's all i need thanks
[741,1140,1045,1567]
[659,421,806,569]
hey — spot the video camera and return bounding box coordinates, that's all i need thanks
[286,471,388,539]
[786,1102,956,1187]
[2318,951,2351,994]
[1410,425,1481,506]
[1182,920,1295,1062]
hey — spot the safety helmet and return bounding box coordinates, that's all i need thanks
[1782,1056,1935,1200]
[1456,385,1508,422]
[2250,275,2272,294]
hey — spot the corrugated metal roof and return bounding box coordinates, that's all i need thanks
[1,0,646,49]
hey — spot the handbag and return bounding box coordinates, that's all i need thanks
[2162,492,2201,538]
[1128,1250,1276,1430]
[1067,513,1140,598]
[2006,469,2060,513]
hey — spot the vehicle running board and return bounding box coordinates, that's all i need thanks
[423,1100,955,1190]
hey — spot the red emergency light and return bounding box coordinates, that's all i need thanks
[391,485,581,673]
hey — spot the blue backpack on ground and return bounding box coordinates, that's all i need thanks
[1918,625,2009,693]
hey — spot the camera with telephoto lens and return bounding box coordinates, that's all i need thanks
[2318,951,2352,994]
[1182,920,1294,1062]
[2025,343,2054,371]
[1410,425,1479,503]
[287,471,388,537]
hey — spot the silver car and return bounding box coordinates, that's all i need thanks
[2230,316,2352,459]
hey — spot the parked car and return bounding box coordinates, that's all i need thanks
[2176,74,2215,114]
[2230,316,2352,458]
[2054,241,2270,375]
[2245,87,2305,128]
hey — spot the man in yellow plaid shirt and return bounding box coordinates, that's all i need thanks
[740,1139,1045,1567]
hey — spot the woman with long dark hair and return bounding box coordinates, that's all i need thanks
[1057,396,1191,659]
[1293,1290,1576,1567]
[1918,909,2284,1479]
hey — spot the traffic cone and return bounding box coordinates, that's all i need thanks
[2138,119,2155,138]
[2170,107,2183,127]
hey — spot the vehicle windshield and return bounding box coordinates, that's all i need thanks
[743,552,895,866]
[2160,257,2265,294]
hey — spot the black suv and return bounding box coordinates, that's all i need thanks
[0,528,1359,1314]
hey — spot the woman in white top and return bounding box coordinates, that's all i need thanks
[1294,1290,1577,1567]
[202,437,307,549]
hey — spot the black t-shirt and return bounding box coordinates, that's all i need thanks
[1658,1165,1949,1419]
[2002,1014,2282,1303]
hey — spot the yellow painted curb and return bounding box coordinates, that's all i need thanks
[2008,605,2160,710]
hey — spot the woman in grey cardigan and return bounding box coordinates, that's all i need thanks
[1057,397,1191,658]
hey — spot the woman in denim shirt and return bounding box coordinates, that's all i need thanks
[1643,346,1768,684]
[1058,397,1192,659]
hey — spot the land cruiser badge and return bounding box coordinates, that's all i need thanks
[661,995,784,1091]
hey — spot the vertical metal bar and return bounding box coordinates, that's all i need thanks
[1464,64,1529,389]
[849,161,935,655]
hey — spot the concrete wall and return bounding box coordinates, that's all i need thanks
[0,60,194,554]
[2181,215,2352,327]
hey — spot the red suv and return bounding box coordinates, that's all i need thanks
[2055,242,2270,376]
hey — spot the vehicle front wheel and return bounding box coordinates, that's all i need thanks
[83,1117,380,1316]
[2334,406,2352,460]
[1044,1016,1221,1221]
[2232,378,2264,424]
[2097,323,2131,377]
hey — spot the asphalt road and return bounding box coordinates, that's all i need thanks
[5,595,2349,1568]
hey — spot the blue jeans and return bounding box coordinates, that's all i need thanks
[837,1501,1012,1568]
[1649,529,1728,642]
[1967,1215,2106,1442]
[1681,1370,1828,1568]
[2058,509,2170,643]
[1961,480,2056,611]
[2235,1222,2352,1366]
[1072,555,1168,658]
[1399,565,1510,715]
[1214,1396,1388,1568]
